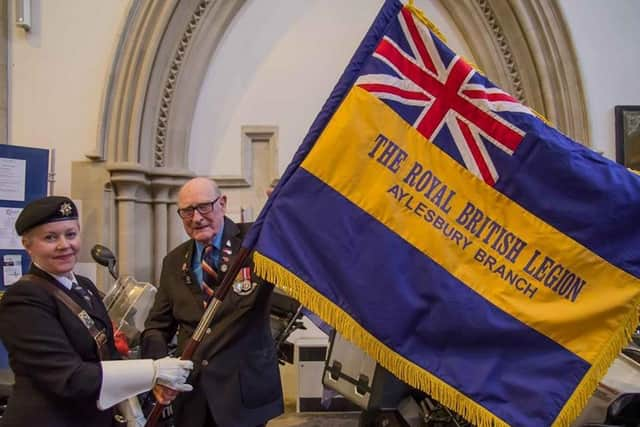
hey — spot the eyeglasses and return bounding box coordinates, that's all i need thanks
[177,196,221,219]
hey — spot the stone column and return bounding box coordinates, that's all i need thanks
[149,169,191,282]
[169,185,187,250]
[150,184,169,283]
[108,163,149,277]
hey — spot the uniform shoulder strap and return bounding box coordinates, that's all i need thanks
[22,273,110,360]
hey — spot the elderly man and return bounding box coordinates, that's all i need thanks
[141,177,283,427]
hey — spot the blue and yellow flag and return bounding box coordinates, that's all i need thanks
[244,1,640,426]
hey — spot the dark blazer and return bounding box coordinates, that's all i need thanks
[0,265,119,427]
[141,217,284,427]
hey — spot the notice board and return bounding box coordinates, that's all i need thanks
[0,145,49,369]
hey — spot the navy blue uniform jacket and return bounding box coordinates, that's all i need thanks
[0,265,119,427]
[141,217,284,427]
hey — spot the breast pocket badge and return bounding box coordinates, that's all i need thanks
[232,267,257,296]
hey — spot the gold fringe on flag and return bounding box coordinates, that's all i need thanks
[531,107,552,126]
[405,2,486,88]
[254,251,509,427]
[406,0,447,43]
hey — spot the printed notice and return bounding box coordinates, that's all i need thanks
[3,254,22,286]
[0,207,22,250]
[0,157,27,201]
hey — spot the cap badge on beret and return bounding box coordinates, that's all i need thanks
[59,202,74,217]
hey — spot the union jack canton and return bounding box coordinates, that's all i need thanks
[355,7,533,186]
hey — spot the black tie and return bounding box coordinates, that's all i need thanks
[71,282,94,308]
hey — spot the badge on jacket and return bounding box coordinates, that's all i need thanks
[232,267,257,296]
[78,310,95,328]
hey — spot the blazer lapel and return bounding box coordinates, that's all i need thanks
[182,241,206,312]
[215,217,243,288]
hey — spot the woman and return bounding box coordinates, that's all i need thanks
[0,196,192,427]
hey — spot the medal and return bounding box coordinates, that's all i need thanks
[232,267,257,295]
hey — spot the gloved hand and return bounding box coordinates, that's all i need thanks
[152,357,194,392]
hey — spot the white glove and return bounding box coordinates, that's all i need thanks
[152,357,194,392]
[98,359,156,410]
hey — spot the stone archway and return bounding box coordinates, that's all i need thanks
[79,0,246,283]
[79,0,589,284]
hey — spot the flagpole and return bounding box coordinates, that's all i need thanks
[144,247,252,427]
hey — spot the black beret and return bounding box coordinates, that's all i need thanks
[15,196,79,236]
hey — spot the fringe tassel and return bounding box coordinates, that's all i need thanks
[404,3,486,91]
[552,293,640,427]
[531,107,553,127]
[406,0,447,43]
[254,251,509,427]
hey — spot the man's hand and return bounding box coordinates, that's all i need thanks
[152,384,180,405]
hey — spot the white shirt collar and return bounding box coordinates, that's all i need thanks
[34,263,77,290]
[53,272,78,290]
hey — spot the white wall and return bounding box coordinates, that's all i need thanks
[189,0,474,178]
[8,0,130,196]
[559,0,640,158]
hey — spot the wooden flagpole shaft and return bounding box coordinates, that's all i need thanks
[144,247,252,427]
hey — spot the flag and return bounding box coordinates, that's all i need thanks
[244,1,640,426]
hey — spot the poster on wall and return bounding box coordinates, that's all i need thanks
[0,145,49,369]
[0,158,26,202]
[0,207,22,251]
[0,145,49,289]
